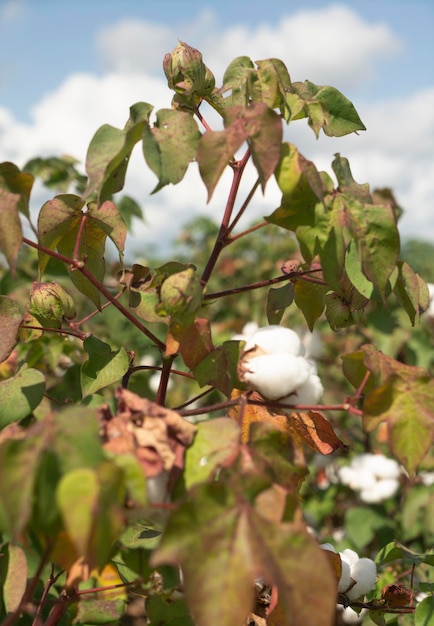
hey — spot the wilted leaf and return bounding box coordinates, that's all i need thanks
[81,336,130,397]
[101,388,196,478]
[288,411,347,455]
[142,108,201,193]
[3,544,28,613]
[0,366,45,427]
[0,296,23,364]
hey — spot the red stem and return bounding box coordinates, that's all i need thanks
[22,237,165,351]
[200,148,251,286]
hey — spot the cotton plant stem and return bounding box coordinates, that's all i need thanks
[22,237,165,350]
[200,148,251,286]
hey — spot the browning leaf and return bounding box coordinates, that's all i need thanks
[288,411,347,455]
[101,388,196,478]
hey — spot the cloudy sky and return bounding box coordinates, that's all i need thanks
[1,0,433,256]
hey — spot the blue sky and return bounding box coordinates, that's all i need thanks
[1,0,433,250]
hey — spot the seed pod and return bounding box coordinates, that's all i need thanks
[158,267,202,319]
[29,282,76,328]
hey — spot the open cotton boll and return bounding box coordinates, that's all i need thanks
[281,371,324,406]
[244,325,303,356]
[338,560,352,593]
[340,549,360,569]
[360,478,400,503]
[364,454,401,480]
[345,558,377,600]
[242,353,311,400]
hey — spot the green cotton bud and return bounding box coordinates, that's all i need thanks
[29,281,76,328]
[163,41,215,102]
[158,268,202,319]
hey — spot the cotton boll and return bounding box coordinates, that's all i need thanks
[345,558,377,600]
[338,465,377,491]
[361,453,401,480]
[292,372,324,405]
[360,478,399,503]
[244,325,303,356]
[242,353,310,400]
[338,559,352,593]
[340,606,364,624]
[340,549,359,569]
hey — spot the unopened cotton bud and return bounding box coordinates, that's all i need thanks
[241,353,310,400]
[346,558,377,600]
[244,325,303,356]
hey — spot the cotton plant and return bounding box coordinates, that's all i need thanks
[237,325,324,406]
[321,544,377,623]
[337,453,401,503]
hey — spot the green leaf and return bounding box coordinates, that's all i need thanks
[147,596,194,626]
[269,143,323,224]
[81,335,130,397]
[87,200,127,259]
[152,482,336,626]
[345,239,375,299]
[0,427,46,536]
[193,341,243,396]
[117,195,144,229]
[0,295,23,364]
[75,598,126,625]
[0,162,33,273]
[293,279,326,331]
[37,193,84,276]
[0,366,45,426]
[142,108,201,193]
[151,482,257,626]
[364,374,434,475]
[415,595,434,626]
[394,261,428,325]
[184,418,241,489]
[303,81,366,137]
[267,283,294,325]
[197,123,247,202]
[83,102,153,202]
[3,544,28,613]
[57,462,126,568]
[345,506,393,552]
[51,405,106,473]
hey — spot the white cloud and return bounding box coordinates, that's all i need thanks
[96,5,402,90]
[0,4,432,257]
[0,0,27,22]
